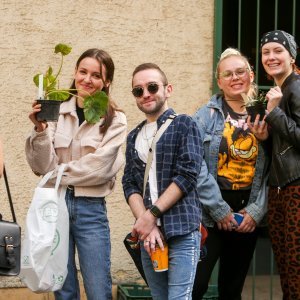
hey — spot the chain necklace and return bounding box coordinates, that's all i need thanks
[141,123,157,148]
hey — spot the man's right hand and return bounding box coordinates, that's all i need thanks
[143,226,165,257]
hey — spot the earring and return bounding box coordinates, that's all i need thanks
[291,59,295,64]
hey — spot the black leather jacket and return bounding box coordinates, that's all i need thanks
[265,72,300,188]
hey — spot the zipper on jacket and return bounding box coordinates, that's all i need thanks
[279,145,293,155]
[275,145,293,192]
[272,164,281,194]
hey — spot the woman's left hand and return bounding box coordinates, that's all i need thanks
[235,210,256,233]
[247,114,269,141]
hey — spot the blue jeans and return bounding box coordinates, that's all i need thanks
[141,230,200,300]
[55,189,112,300]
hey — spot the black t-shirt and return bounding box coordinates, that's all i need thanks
[76,104,85,126]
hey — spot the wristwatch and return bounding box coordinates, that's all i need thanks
[149,205,162,218]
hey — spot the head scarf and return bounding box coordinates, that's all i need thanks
[260,30,298,59]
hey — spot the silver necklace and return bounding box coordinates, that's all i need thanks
[141,123,157,148]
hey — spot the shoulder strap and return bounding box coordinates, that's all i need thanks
[38,164,66,190]
[143,114,177,197]
[3,166,17,223]
[38,169,55,187]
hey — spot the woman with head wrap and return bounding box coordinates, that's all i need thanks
[253,30,300,299]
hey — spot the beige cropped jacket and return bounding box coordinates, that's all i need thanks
[25,97,127,197]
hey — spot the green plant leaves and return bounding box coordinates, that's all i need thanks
[33,43,72,100]
[84,91,109,124]
[46,90,70,101]
[33,74,40,87]
[241,92,267,108]
[54,44,72,56]
[32,43,109,122]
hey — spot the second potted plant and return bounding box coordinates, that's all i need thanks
[241,92,267,122]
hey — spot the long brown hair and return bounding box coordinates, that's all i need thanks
[68,48,122,134]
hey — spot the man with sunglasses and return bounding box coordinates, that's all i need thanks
[122,63,203,299]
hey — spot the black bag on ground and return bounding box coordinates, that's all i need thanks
[0,167,21,276]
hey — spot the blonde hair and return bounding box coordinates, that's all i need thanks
[215,48,257,98]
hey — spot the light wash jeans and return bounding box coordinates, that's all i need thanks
[55,189,112,300]
[141,230,200,300]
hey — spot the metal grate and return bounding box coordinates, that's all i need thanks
[213,0,299,93]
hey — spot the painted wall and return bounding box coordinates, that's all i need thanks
[0,0,214,288]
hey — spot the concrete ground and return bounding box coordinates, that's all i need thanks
[242,275,282,300]
[0,275,282,299]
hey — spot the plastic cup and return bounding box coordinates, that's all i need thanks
[150,243,168,272]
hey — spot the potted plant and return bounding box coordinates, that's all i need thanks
[241,92,267,122]
[33,43,108,124]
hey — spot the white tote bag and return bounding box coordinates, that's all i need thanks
[19,164,69,292]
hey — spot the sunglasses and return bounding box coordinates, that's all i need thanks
[131,82,166,98]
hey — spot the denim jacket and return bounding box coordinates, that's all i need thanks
[193,94,269,227]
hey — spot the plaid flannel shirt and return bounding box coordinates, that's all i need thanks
[122,108,203,240]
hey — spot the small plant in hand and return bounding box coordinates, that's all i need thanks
[34,43,108,124]
[241,92,267,122]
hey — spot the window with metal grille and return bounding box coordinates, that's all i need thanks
[213,0,300,93]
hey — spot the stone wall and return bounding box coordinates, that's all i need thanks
[0,0,214,287]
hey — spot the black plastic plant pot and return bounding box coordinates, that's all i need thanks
[36,99,62,122]
[246,103,266,122]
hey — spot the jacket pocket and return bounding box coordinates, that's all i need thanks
[276,145,300,182]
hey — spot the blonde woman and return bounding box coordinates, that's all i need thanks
[192,48,269,300]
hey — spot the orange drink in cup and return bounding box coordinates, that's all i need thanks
[150,242,168,272]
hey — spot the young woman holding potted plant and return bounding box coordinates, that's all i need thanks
[192,48,270,300]
[26,48,127,300]
[254,30,300,299]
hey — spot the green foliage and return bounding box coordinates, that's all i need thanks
[84,91,108,124]
[33,43,72,101]
[33,43,108,124]
[241,92,267,107]
[54,44,72,56]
